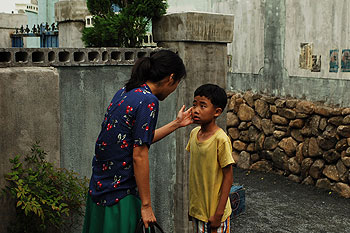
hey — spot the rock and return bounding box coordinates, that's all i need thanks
[296,100,315,114]
[302,176,315,186]
[238,122,250,130]
[336,160,347,180]
[300,126,312,137]
[251,153,260,162]
[273,130,287,140]
[286,99,298,108]
[255,133,265,151]
[246,143,255,152]
[301,158,313,178]
[308,137,322,157]
[277,108,296,119]
[309,115,321,136]
[288,174,302,183]
[316,178,332,190]
[228,127,240,140]
[296,112,309,119]
[275,99,286,108]
[260,150,273,160]
[270,105,277,113]
[261,119,275,135]
[249,160,273,172]
[295,143,304,164]
[309,159,325,179]
[252,115,262,130]
[264,136,279,150]
[322,165,340,181]
[227,112,239,127]
[248,126,259,142]
[288,157,301,174]
[239,130,250,142]
[335,138,348,152]
[272,148,289,170]
[278,137,298,157]
[261,95,277,104]
[243,91,254,107]
[272,114,288,125]
[229,94,244,113]
[318,126,337,150]
[232,140,247,151]
[319,118,327,131]
[302,138,309,157]
[232,151,240,164]
[341,152,350,167]
[291,129,304,142]
[348,138,350,146]
[237,151,251,170]
[238,104,255,121]
[328,116,344,126]
[337,125,350,138]
[314,105,332,117]
[323,149,341,163]
[255,99,269,118]
[289,119,304,128]
[342,108,350,115]
[343,115,350,125]
[333,183,350,198]
[330,108,343,116]
[275,125,289,132]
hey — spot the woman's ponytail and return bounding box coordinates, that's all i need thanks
[125,50,186,92]
[125,57,152,92]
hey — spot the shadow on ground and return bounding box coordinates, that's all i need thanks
[230,167,349,233]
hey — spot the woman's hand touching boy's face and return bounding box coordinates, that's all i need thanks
[175,105,193,128]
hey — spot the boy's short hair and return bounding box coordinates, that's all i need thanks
[194,84,227,111]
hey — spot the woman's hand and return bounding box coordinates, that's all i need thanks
[175,105,193,128]
[141,205,157,228]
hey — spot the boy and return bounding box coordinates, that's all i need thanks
[186,84,234,233]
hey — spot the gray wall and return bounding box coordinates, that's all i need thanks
[0,13,27,48]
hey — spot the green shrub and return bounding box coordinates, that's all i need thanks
[1,143,88,233]
[82,0,167,47]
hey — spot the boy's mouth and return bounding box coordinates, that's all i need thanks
[192,116,200,121]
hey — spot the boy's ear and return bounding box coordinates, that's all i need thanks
[214,107,223,117]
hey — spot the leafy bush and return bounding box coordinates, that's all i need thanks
[82,0,167,47]
[1,143,88,233]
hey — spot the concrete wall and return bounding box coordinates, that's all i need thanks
[0,67,60,232]
[0,13,27,48]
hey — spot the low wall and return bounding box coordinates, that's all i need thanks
[227,91,350,198]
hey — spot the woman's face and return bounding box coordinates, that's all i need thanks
[157,77,180,101]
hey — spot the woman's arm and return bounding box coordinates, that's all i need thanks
[152,105,193,143]
[133,144,156,228]
[209,165,233,229]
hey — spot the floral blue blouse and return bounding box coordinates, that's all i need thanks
[89,84,159,206]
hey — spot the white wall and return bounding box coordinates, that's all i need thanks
[285,0,350,79]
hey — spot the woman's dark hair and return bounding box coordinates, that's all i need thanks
[125,50,186,92]
[194,84,227,111]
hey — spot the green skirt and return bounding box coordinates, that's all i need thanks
[82,195,141,233]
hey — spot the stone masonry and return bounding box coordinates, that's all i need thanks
[227,91,350,199]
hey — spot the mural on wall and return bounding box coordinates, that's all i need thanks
[329,49,339,73]
[299,43,313,70]
[341,49,350,72]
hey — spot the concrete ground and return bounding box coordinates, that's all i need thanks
[230,167,349,233]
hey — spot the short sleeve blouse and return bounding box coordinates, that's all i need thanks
[89,84,159,206]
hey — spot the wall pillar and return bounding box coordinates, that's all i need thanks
[153,12,234,233]
[55,0,88,48]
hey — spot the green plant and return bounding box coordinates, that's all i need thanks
[1,143,88,233]
[82,0,167,47]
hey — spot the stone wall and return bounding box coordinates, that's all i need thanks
[227,91,350,199]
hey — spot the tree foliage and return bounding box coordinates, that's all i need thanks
[82,0,167,47]
[1,143,88,233]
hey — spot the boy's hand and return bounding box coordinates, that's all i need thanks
[208,214,222,229]
[175,105,193,128]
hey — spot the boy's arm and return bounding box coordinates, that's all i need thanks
[152,105,192,143]
[209,165,233,229]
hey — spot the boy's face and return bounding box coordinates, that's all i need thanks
[192,95,222,124]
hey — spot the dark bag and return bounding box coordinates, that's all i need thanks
[134,219,165,233]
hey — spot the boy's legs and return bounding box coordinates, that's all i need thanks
[192,216,230,233]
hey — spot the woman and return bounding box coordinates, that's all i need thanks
[83,50,192,233]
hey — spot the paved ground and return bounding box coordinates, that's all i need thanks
[230,167,349,233]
